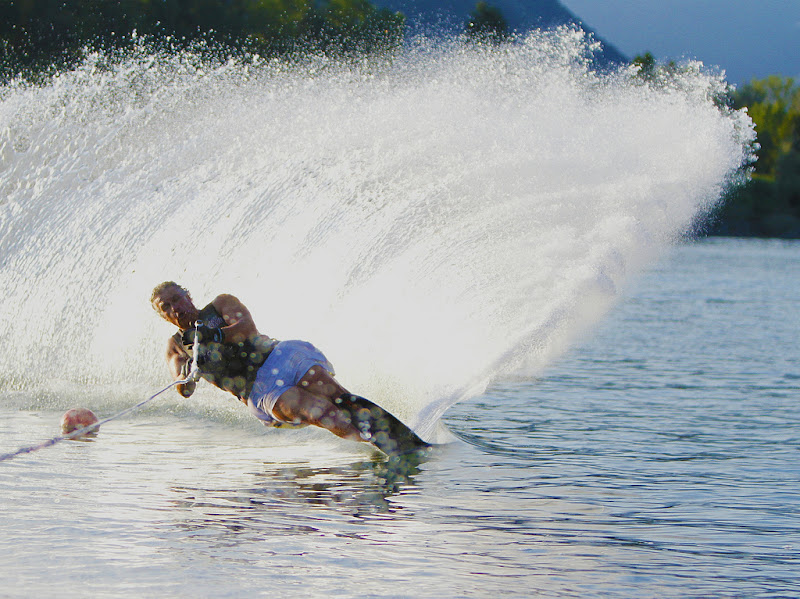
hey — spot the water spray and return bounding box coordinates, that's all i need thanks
[0,32,755,430]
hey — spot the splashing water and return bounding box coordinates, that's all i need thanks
[0,30,754,435]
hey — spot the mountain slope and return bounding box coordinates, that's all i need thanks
[375,0,627,64]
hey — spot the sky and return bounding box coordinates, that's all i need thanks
[560,0,800,86]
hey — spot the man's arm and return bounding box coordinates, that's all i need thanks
[210,294,260,344]
[165,334,195,397]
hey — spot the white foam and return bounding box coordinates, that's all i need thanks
[0,31,755,431]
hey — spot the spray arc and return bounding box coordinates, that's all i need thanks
[0,32,755,433]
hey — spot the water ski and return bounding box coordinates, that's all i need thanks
[334,394,430,456]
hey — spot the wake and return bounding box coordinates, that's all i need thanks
[0,30,754,435]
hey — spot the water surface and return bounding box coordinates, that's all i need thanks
[2,239,798,598]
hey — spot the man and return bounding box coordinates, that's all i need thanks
[150,282,429,454]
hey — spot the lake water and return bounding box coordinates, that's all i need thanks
[2,237,798,598]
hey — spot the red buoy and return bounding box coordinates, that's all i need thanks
[61,408,99,436]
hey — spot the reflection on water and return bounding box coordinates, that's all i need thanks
[166,451,429,540]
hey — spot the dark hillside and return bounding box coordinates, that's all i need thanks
[374,0,627,64]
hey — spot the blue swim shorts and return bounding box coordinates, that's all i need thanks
[246,340,334,425]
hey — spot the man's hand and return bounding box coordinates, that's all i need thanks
[177,358,198,398]
[180,358,201,382]
[177,380,196,398]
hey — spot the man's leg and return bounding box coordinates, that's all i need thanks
[271,368,363,441]
[294,366,430,454]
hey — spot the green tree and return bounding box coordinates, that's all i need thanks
[465,2,507,43]
[632,51,656,80]
[712,75,800,238]
[631,51,679,84]
[629,55,800,238]
[0,0,405,81]
[732,75,800,176]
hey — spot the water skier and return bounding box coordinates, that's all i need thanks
[150,282,428,455]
